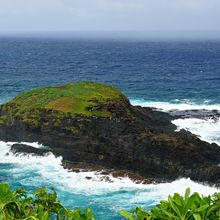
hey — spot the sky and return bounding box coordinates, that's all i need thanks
[0,0,220,39]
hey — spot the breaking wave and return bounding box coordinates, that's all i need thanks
[0,140,219,219]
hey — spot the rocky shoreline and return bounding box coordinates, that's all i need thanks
[62,161,157,184]
[0,82,220,186]
[3,105,220,186]
[9,143,220,187]
[9,143,158,184]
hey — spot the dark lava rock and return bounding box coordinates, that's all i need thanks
[0,82,220,186]
[169,109,220,121]
[10,144,50,156]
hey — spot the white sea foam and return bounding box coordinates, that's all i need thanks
[173,118,220,145]
[0,99,219,200]
[0,141,218,201]
[131,99,220,146]
[129,178,219,205]
[131,99,220,111]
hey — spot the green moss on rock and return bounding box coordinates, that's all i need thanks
[0,82,132,128]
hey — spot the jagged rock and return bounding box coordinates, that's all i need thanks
[10,144,50,156]
[0,81,219,185]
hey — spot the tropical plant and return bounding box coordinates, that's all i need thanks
[0,183,21,219]
[0,183,219,220]
[120,188,220,220]
[0,183,95,220]
[120,207,152,220]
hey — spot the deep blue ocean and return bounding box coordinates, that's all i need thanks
[0,38,220,219]
[1,39,220,104]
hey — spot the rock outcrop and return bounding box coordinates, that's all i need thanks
[10,143,50,156]
[0,82,219,185]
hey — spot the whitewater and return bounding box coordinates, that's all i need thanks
[1,39,220,219]
[0,99,219,219]
[132,100,220,145]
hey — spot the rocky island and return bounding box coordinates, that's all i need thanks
[0,82,219,185]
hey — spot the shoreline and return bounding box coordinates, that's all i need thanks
[62,161,220,189]
[0,81,219,186]
[62,160,159,185]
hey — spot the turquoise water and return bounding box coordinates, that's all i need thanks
[0,141,218,219]
[0,38,220,219]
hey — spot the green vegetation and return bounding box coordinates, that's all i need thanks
[120,188,220,220]
[5,82,130,117]
[0,183,95,220]
[0,82,132,129]
[0,183,219,220]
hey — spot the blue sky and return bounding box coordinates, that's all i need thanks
[0,0,220,38]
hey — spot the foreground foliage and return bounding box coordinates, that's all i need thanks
[120,188,220,220]
[0,183,219,219]
[0,183,95,220]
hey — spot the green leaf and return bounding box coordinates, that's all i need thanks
[70,210,81,219]
[206,204,220,216]
[119,210,134,220]
[40,211,49,220]
[161,210,179,220]
[193,213,202,220]
[0,183,10,194]
[168,196,182,217]
[194,204,209,213]
[185,188,191,199]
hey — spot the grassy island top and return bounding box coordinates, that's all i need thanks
[5,81,130,118]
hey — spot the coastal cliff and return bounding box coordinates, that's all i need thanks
[0,82,219,185]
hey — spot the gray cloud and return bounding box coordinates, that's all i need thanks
[0,0,220,38]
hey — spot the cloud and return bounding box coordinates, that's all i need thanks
[0,0,219,35]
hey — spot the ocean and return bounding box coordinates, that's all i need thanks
[0,38,220,219]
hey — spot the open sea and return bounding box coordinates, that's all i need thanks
[0,38,220,219]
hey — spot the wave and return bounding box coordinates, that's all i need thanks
[173,118,220,145]
[131,99,220,145]
[0,141,218,198]
[0,99,219,216]
[131,99,220,111]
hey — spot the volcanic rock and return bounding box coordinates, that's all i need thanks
[0,81,219,185]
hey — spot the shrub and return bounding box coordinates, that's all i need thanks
[0,183,95,220]
[120,188,220,220]
[0,183,219,220]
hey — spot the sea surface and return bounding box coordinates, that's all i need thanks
[0,38,220,219]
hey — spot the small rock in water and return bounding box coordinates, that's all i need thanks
[10,144,50,156]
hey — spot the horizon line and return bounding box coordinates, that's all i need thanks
[1,30,220,41]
